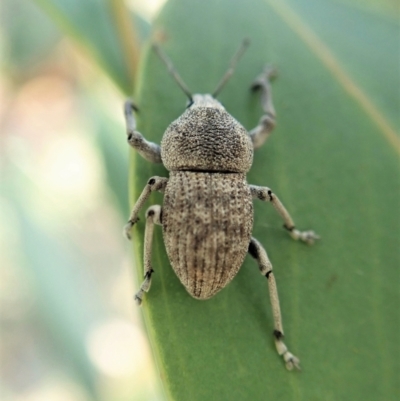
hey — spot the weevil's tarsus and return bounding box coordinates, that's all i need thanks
[250,185,320,244]
[124,100,162,163]
[124,176,168,240]
[284,224,321,244]
[248,237,301,370]
[249,65,278,149]
[153,43,193,102]
[134,205,162,305]
[134,276,150,305]
[123,218,138,240]
[212,38,251,98]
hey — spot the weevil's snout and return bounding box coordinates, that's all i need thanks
[189,94,225,110]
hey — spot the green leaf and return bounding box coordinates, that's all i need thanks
[130,0,399,400]
[33,0,150,93]
[278,0,400,133]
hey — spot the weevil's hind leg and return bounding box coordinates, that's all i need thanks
[249,66,277,149]
[248,237,300,371]
[124,100,162,163]
[134,205,162,305]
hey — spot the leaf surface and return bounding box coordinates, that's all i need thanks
[131,0,399,400]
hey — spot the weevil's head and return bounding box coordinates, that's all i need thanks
[186,94,225,110]
[161,94,253,173]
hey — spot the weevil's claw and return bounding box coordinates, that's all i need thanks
[125,99,139,112]
[301,230,320,245]
[134,287,145,306]
[123,217,139,240]
[283,352,301,371]
[123,223,133,240]
[134,294,143,306]
[263,64,278,80]
[275,335,300,372]
[134,273,152,306]
[290,229,320,245]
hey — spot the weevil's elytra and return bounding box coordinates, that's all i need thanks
[163,171,253,299]
[122,40,320,371]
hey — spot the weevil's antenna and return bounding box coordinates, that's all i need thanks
[212,38,250,98]
[152,43,193,102]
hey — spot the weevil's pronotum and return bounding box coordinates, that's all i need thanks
[123,40,319,370]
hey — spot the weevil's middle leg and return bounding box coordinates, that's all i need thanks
[249,66,277,149]
[124,100,162,163]
[248,237,300,371]
[134,205,162,305]
[250,185,320,245]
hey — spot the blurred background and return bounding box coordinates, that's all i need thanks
[0,1,166,400]
[1,0,399,400]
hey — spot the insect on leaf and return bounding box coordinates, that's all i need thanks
[129,0,400,400]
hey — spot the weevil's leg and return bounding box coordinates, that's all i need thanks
[134,205,162,305]
[248,237,300,371]
[250,185,320,244]
[124,176,168,239]
[249,66,277,149]
[124,100,162,163]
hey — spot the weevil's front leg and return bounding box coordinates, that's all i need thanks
[248,237,300,370]
[249,66,277,149]
[124,100,162,163]
[134,205,162,305]
[124,176,168,239]
[250,185,320,244]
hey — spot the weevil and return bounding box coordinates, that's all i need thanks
[123,40,319,370]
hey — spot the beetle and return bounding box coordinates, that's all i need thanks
[123,40,319,370]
